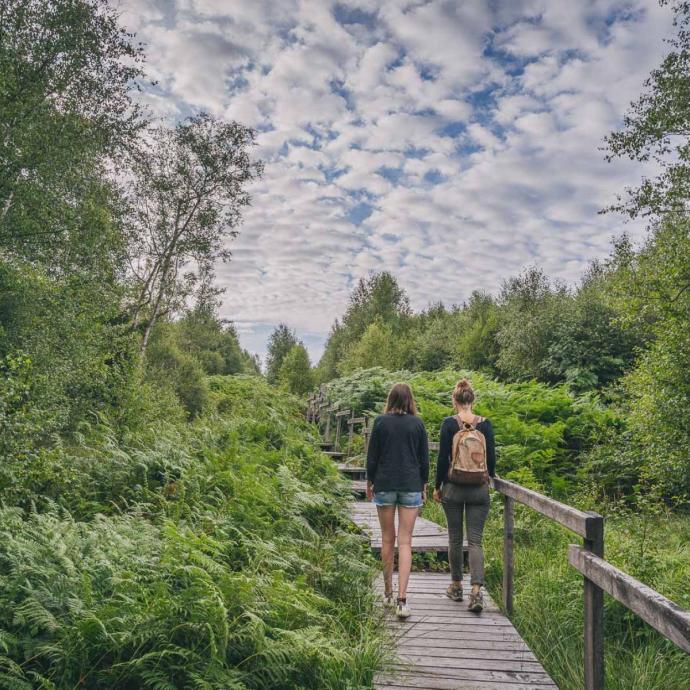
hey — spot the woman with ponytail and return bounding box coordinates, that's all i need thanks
[433,378,495,612]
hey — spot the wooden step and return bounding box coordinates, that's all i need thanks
[337,463,367,479]
[325,450,345,459]
[351,479,367,496]
[318,441,333,449]
[350,501,457,554]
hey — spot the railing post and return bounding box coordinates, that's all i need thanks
[334,411,346,449]
[324,407,333,443]
[347,411,354,458]
[503,495,514,617]
[583,512,604,690]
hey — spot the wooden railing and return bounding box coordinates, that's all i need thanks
[307,398,690,690]
[491,476,690,690]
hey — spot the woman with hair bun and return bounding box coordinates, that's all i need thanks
[366,382,429,619]
[433,378,495,612]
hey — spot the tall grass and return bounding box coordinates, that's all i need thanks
[0,375,388,689]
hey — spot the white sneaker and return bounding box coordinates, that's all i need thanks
[383,593,395,609]
[396,599,411,619]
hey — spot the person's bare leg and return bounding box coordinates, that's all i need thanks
[397,506,418,600]
[377,505,396,596]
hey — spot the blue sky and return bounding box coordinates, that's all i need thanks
[119,0,671,365]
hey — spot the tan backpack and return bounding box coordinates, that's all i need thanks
[447,415,488,485]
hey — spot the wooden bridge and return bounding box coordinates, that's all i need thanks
[307,391,690,690]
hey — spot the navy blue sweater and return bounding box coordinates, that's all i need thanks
[366,413,429,492]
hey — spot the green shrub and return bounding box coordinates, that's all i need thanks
[0,376,387,688]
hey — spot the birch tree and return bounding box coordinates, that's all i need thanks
[126,113,262,355]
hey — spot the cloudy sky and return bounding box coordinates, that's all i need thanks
[118,0,672,364]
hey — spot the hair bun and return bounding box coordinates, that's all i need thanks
[453,378,475,405]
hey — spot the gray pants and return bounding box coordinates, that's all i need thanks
[441,482,490,585]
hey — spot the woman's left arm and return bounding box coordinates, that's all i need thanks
[483,420,496,477]
[418,422,429,495]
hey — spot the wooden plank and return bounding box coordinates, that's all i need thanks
[398,647,536,663]
[372,573,555,688]
[428,442,439,452]
[396,654,545,673]
[337,463,366,476]
[569,544,690,654]
[377,668,556,687]
[348,416,367,425]
[396,639,535,655]
[376,683,552,690]
[492,477,599,539]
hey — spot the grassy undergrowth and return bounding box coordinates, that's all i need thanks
[0,375,387,689]
[324,367,690,690]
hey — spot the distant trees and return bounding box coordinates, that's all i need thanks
[278,344,313,395]
[266,324,299,384]
[317,272,411,380]
[266,325,314,394]
[316,266,639,392]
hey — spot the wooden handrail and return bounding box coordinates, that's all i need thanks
[491,476,605,690]
[569,545,690,655]
[492,476,601,540]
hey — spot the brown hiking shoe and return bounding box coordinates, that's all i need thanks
[446,583,463,601]
[468,590,484,612]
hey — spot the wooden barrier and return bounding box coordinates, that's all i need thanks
[491,476,605,690]
[569,545,690,655]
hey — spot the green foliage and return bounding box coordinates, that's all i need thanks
[125,113,263,355]
[278,343,314,395]
[323,367,615,493]
[340,319,399,374]
[603,0,690,218]
[0,258,134,432]
[265,324,299,384]
[0,0,146,256]
[318,272,410,380]
[0,376,386,688]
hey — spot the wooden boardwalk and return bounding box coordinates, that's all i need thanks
[326,448,557,688]
[373,572,557,690]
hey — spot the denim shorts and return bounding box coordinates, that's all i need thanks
[373,490,423,508]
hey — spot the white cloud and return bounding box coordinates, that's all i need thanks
[119,0,674,363]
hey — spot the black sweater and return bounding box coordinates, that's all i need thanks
[435,416,496,489]
[366,413,429,492]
